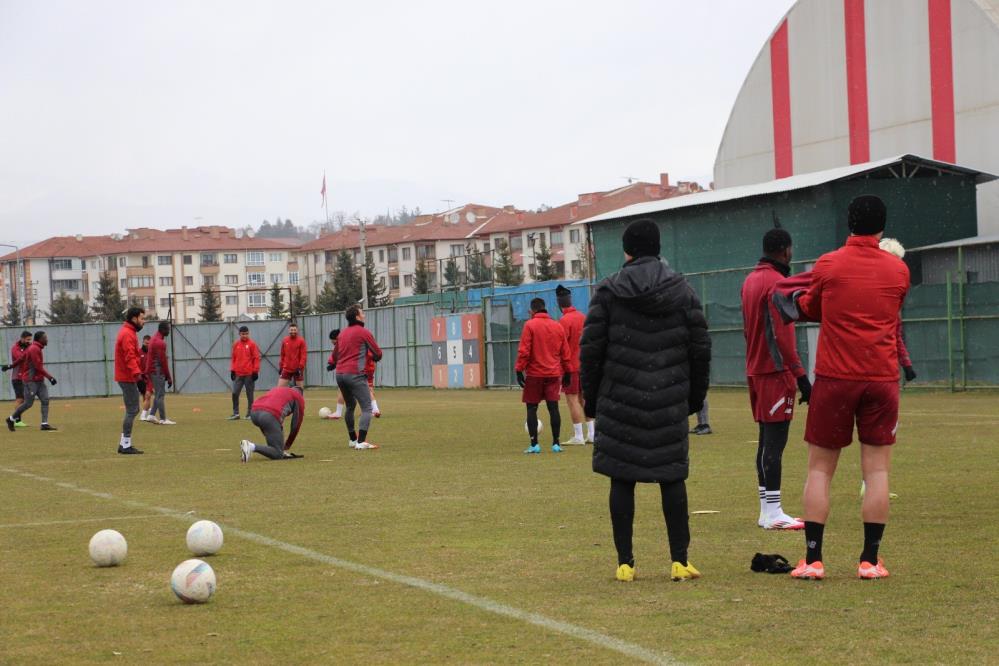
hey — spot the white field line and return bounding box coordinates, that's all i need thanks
[0,514,171,529]
[1,466,679,666]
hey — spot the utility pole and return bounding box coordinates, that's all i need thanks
[359,218,368,307]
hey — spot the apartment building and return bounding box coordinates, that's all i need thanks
[0,226,300,323]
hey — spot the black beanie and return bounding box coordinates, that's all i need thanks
[848,195,887,235]
[622,219,660,258]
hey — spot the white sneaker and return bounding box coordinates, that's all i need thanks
[762,513,805,530]
[240,440,252,463]
[158,419,177,426]
[348,440,358,449]
[758,513,766,528]
[144,414,157,423]
[563,437,586,446]
[354,441,379,450]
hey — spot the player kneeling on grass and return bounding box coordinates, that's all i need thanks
[516,297,571,454]
[241,386,305,461]
[330,304,382,450]
[580,219,711,582]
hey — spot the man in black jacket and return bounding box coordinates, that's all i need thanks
[580,218,711,582]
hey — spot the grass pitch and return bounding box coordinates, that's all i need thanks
[1,387,997,664]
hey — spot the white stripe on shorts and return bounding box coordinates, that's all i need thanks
[768,397,785,416]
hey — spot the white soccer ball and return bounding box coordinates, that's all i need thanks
[319,406,332,419]
[89,529,127,567]
[170,559,217,604]
[524,418,544,434]
[186,520,224,556]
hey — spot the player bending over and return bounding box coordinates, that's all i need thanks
[241,386,305,461]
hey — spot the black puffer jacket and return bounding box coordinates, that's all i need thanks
[580,256,711,483]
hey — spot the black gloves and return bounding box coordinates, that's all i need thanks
[326,363,334,372]
[166,379,173,389]
[1,364,9,372]
[230,371,236,381]
[516,371,526,388]
[903,365,917,382]
[562,372,571,388]
[49,377,57,386]
[796,375,812,404]
[252,372,258,381]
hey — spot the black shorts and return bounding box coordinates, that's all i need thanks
[12,379,24,400]
[137,380,147,395]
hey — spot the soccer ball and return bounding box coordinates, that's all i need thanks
[170,559,216,604]
[319,406,332,419]
[524,418,544,434]
[89,529,127,567]
[186,520,224,556]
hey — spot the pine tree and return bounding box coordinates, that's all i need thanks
[534,235,558,282]
[91,272,128,322]
[267,283,287,319]
[443,257,461,291]
[467,245,491,285]
[331,250,362,311]
[47,291,91,324]
[2,297,23,326]
[413,259,431,294]
[289,286,311,317]
[314,281,338,313]
[493,239,522,286]
[364,256,390,308]
[199,284,223,321]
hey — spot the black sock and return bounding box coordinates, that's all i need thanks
[804,521,824,564]
[358,429,367,443]
[348,430,357,441]
[526,404,539,445]
[860,522,885,563]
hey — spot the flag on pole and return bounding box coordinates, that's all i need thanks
[320,172,327,206]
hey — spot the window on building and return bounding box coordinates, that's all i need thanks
[569,229,581,244]
[248,292,266,307]
[223,253,238,264]
[201,253,218,266]
[403,274,413,287]
[141,255,150,268]
[118,257,126,268]
[270,273,283,284]
[128,276,154,288]
[158,255,172,266]
[571,260,582,276]
[160,298,171,308]
[483,242,491,253]
[554,261,565,277]
[324,250,335,265]
[90,260,98,269]
[388,247,398,262]
[247,272,265,286]
[509,235,523,251]
[120,278,127,289]
[269,252,283,262]
[224,274,239,285]
[390,275,400,290]
[52,259,73,270]
[551,230,563,246]
[313,254,319,265]
[289,272,299,286]
[184,276,194,286]
[225,295,238,305]
[402,247,412,261]
[450,244,465,257]
[528,263,536,278]
[246,251,264,266]
[185,297,195,306]
[378,276,386,288]
[366,251,372,263]
[204,275,215,287]
[183,255,193,265]
[417,245,435,259]
[52,279,80,291]
[159,277,173,287]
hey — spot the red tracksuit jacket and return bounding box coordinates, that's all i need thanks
[741,259,805,378]
[280,335,307,373]
[114,322,143,382]
[251,387,305,450]
[21,341,53,382]
[330,323,381,375]
[797,235,910,382]
[515,311,571,378]
[145,332,171,381]
[557,307,585,373]
[231,339,261,376]
[9,341,28,381]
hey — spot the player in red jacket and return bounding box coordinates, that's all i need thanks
[789,195,910,581]
[278,322,307,388]
[330,305,382,449]
[6,331,58,431]
[229,325,261,419]
[2,330,33,427]
[555,285,588,445]
[144,322,174,425]
[114,307,146,453]
[741,228,810,531]
[515,297,571,454]
[138,335,153,422]
[240,386,305,462]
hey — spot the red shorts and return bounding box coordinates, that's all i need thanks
[748,372,796,423]
[804,376,899,449]
[522,375,561,403]
[562,371,581,396]
[280,369,303,382]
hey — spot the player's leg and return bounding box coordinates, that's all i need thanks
[855,380,898,577]
[244,411,285,460]
[230,377,243,418]
[564,391,585,444]
[795,444,840,576]
[336,376,358,446]
[755,422,766,524]
[759,421,801,529]
[369,379,379,417]
[352,376,375,447]
[609,477,636,580]
[544,399,562,450]
[333,390,345,418]
[151,374,166,422]
[244,375,255,415]
[691,399,711,435]
[660,479,699,580]
[12,380,27,426]
[525,403,540,447]
[36,382,54,429]
[118,382,142,454]
[8,381,37,429]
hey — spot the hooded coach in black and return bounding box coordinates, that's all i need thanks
[580,218,711,582]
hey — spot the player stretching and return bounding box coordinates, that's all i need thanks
[789,195,909,580]
[516,297,571,454]
[555,285,588,445]
[240,386,305,461]
[229,325,260,419]
[145,322,175,425]
[580,219,711,582]
[741,228,809,530]
[114,307,146,454]
[6,331,58,431]
[2,330,33,427]
[330,305,382,449]
[278,322,307,388]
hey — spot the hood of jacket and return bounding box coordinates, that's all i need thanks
[598,256,689,314]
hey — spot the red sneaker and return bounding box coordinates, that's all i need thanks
[858,558,890,579]
[790,559,825,580]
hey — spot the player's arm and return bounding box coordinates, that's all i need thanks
[252,343,261,374]
[285,398,303,450]
[579,292,610,418]
[365,331,383,362]
[298,340,307,369]
[766,292,805,378]
[159,342,173,383]
[796,262,826,321]
[514,322,533,373]
[685,285,711,415]
[34,348,55,381]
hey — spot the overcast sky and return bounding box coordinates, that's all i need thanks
[0,0,795,247]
